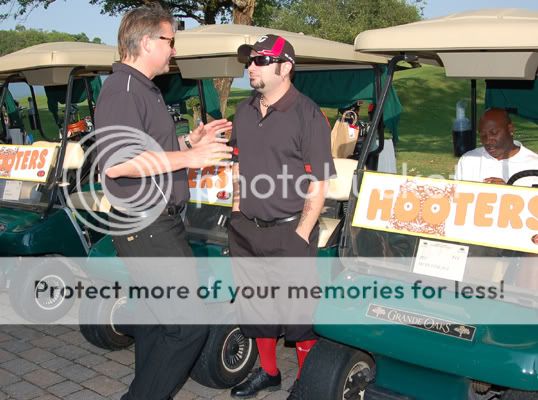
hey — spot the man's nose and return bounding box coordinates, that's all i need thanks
[171,46,177,56]
[483,133,496,144]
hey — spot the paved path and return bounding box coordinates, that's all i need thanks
[0,325,296,400]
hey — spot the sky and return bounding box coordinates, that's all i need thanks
[2,0,538,46]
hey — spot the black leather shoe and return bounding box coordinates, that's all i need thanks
[231,367,281,398]
[287,379,299,400]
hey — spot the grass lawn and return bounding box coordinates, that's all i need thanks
[23,65,538,179]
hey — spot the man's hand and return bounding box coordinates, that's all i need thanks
[295,228,310,244]
[183,141,233,169]
[190,119,232,147]
[483,177,506,185]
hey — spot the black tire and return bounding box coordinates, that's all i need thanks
[297,338,375,400]
[9,257,75,323]
[190,325,258,388]
[79,294,134,350]
[502,390,538,400]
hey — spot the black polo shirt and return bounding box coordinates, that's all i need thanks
[95,63,188,209]
[231,85,336,220]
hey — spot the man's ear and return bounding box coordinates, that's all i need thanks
[140,35,152,55]
[508,122,514,136]
[281,62,293,78]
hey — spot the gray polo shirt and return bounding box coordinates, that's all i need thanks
[95,63,188,209]
[231,85,336,220]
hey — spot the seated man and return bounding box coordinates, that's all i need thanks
[455,108,538,186]
[455,108,538,290]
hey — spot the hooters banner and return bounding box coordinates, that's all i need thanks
[0,145,56,183]
[188,163,233,207]
[352,171,538,254]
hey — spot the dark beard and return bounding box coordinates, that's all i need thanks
[250,78,265,90]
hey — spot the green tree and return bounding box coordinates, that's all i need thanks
[0,26,103,56]
[267,0,423,44]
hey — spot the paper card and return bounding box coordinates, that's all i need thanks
[2,180,22,201]
[348,126,357,139]
[413,239,469,281]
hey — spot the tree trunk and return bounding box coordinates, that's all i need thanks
[213,0,256,116]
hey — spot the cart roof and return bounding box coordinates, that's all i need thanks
[173,24,389,79]
[354,8,538,79]
[0,42,119,85]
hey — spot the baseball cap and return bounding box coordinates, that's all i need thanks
[238,34,296,65]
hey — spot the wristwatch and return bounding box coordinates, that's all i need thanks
[184,134,193,149]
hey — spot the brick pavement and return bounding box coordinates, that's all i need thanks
[0,325,297,400]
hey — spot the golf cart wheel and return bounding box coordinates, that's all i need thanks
[190,325,258,388]
[79,295,134,350]
[9,257,75,323]
[297,338,375,400]
[502,390,538,400]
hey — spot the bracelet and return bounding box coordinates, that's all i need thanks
[183,134,193,149]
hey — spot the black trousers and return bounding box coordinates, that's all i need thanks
[228,212,319,341]
[113,214,209,400]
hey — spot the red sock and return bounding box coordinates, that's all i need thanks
[296,339,317,378]
[256,338,279,376]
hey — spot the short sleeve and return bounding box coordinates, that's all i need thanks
[300,106,336,181]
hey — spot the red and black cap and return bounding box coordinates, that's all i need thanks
[238,34,296,65]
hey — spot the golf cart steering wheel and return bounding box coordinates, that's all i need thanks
[506,170,538,186]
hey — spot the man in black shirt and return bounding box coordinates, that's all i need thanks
[228,34,335,399]
[94,5,232,400]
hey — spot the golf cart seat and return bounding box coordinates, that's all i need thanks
[68,190,112,213]
[318,158,358,247]
[31,141,111,213]
[32,141,84,170]
[16,141,85,200]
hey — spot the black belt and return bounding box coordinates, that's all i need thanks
[251,213,301,228]
[112,203,184,219]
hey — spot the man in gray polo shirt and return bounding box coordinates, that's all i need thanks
[228,34,335,399]
[94,5,232,400]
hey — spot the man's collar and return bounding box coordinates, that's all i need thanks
[112,62,159,91]
[249,85,299,112]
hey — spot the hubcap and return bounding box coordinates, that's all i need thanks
[221,327,252,373]
[33,275,67,311]
[343,361,370,400]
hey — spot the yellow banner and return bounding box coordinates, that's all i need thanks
[0,144,56,183]
[352,171,538,254]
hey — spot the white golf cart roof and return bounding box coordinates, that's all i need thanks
[354,8,538,80]
[173,24,389,79]
[0,42,119,85]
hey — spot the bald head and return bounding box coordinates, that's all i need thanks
[479,108,517,160]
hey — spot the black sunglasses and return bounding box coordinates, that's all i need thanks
[245,55,284,68]
[158,36,175,49]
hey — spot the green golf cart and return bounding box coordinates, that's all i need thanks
[297,8,538,400]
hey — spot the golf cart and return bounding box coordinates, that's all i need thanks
[0,42,118,321]
[296,8,538,400]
